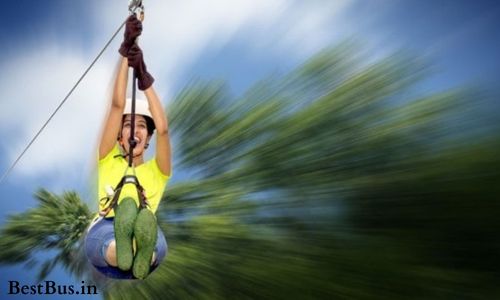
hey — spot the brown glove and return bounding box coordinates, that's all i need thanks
[119,15,143,57]
[128,44,154,90]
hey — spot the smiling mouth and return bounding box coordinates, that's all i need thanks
[128,136,142,146]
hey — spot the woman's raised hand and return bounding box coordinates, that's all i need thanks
[119,15,143,57]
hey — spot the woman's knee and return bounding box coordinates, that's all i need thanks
[104,240,118,267]
[106,239,157,267]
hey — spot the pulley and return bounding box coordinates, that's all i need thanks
[129,0,144,15]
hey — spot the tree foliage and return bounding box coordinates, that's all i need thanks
[0,189,92,281]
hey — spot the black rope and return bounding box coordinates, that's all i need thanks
[128,69,138,167]
[0,18,128,184]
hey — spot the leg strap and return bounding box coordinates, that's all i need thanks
[100,175,150,217]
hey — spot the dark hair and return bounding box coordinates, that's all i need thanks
[145,116,155,135]
[121,115,155,136]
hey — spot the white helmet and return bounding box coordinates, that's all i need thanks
[124,98,152,118]
[123,98,155,133]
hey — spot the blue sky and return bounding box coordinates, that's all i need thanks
[0,0,499,299]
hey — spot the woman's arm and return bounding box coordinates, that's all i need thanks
[98,57,129,159]
[144,86,172,176]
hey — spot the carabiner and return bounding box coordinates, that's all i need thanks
[129,0,144,15]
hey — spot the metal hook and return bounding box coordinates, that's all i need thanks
[129,0,144,14]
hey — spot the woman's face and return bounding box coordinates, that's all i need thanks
[120,114,151,156]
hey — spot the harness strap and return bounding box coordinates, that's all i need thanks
[99,174,149,217]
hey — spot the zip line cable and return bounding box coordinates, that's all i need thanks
[0,19,127,185]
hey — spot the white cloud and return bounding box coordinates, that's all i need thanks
[96,0,355,93]
[0,0,355,183]
[0,43,114,182]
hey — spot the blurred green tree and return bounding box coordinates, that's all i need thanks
[0,189,92,282]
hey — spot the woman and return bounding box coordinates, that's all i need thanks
[85,15,172,280]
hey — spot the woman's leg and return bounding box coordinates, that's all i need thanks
[85,218,115,268]
[114,197,138,271]
[152,228,168,267]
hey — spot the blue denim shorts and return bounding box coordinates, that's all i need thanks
[84,217,167,279]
